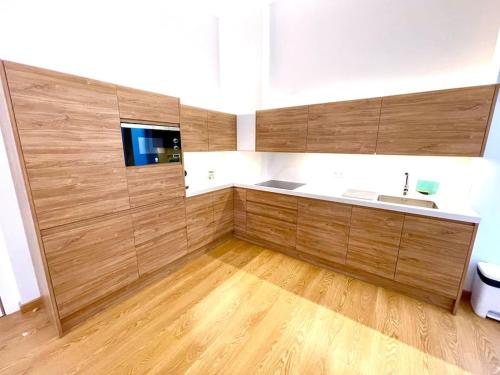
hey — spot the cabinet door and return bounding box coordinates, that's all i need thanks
[208,110,236,151]
[126,163,185,208]
[297,198,352,264]
[307,98,381,153]
[42,212,138,318]
[346,207,404,279]
[116,86,179,124]
[256,106,308,152]
[376,85,497,156]
[5,62,130,229]
[213,188,234,237]
[395,216,474,298]
[131,198,188,276]
[185,193,214,251]
[234,188,247,236]
[180,105,208,151]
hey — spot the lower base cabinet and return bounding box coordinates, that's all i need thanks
[131,198,188,276]
[42,212,139,319]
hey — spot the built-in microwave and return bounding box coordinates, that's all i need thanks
[121,122,181,167]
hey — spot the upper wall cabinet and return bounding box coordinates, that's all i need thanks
[307,98,381,154]
[116,86,180,124]
[256,106,308,152]
[4,62,130,229]
[208,110,236,151]
[180,105,209,151]
[376,85,497,156]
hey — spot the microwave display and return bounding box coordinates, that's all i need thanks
[121,123,182,167]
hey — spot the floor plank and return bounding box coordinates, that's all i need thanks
[0,238,499,375]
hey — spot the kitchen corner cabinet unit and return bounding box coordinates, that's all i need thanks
[255,84,498,156]
[234,188,478,313]
[0,59,207,336]
[180,104,236,151]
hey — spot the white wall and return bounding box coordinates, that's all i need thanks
[0,131,39,311]
[263,0,500,108]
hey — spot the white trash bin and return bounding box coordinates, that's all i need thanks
[471,262,500,321]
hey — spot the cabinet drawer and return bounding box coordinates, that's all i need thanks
[346,207,404,279]
[246,190,298,210]
[395,216,474,297]
[246,213,297,249]
[297,198,351,264]
[247,201,297,224]
[131,198,188,276]
[43,212,138,318]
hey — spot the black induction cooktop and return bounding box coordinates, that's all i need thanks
[255,180,305,190]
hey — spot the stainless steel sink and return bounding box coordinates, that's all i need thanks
[377,195,438,209]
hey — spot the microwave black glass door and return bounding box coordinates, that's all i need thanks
[121,124,181,167]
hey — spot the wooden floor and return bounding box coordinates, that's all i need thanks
[1,238,499,375]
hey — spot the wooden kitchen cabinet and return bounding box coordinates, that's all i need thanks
[116,85,180,124]
[208,110,237,151]
[233,188,247,236]
[346,207,404,279]
[296,198,352,264]
[4,61,131,229]
[376,85,497,156]
[256,106,308,152]
[180,105,209,151]
[126,163,185,208]
[185,193,215,251]
[395,216,475,298]
[42,211,138,319]
[245,190,298,249]
[213,188,234,237]
[131,198,188,276]
[307,98,381,153]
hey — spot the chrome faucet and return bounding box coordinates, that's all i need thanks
[403,172,409,196]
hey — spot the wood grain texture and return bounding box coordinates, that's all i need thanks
[346,207,404,279]
[246,189,298,210]
[180,104,208,151]
[126,163,185,208]
[0,61,62,334]
[213,188,234,237]
[246,213,297,249]
[208,110,236,151]
[296,198,352,264]
[246,201,297,224]
[4,61,130,230]
[233,187,247,236]
[185,193,215,251]
[42,211,138,318]
[377,85,497,156]
[116,85,179,124]
[395,216,475,298]
[307,98,381,153]
[256,106,308,152]
[2,238,499,375]
[131,198,188,276]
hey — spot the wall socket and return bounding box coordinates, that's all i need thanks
[208,170,215,180]
[332,171,344,179]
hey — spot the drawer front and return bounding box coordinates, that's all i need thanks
[247,201,297,224]
[43,212,138,318]
[395,216,474,298]
[246,213,297,249]
[346,207,404,279]
[297,198,352,264]
[234,188,247,235]
[246,190,298,210]
[131,198,188,276]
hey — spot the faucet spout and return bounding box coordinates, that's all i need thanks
[403,172,409,196]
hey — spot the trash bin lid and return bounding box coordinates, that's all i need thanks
[478,262,500,285]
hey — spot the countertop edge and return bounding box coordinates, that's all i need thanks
[185,182,481,224]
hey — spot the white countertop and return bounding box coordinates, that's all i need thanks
[186,180,480,224]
